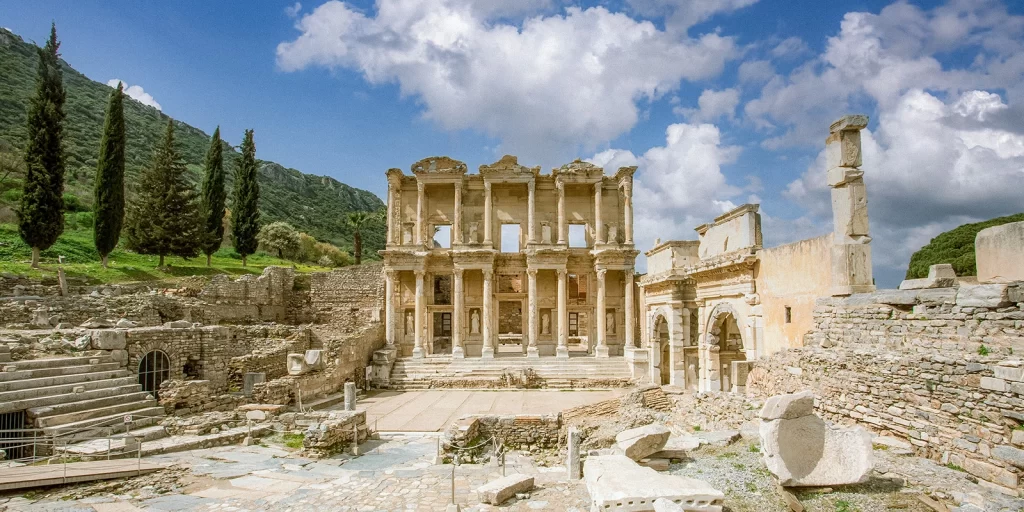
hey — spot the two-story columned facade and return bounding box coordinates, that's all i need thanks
[381,155,639,359]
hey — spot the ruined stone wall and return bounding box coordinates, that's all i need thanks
[198,267,296,324]
[310,263,385,332]
[755,233,834,355]
[157,379,246,416]
[124,325,241,392]
[443,413,562,456]
[747,282,1024,492]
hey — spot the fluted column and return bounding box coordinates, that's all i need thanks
[393,186,403,245]
[415,182,425,246]
[527,268,539,358]
[453,183,463,245]
[483,181,492,246]
[386,183,395,245]
[413,270,425,358]
[623,180,633,245]
[481,269,494,358]
[556,180,566,244]
[556,268,568,358]
[452,268,464,358]
[624,269,635,349]
[527,180,536,244]
[594,181,604,244]
[595,269,608,357]
[385,270,396,345]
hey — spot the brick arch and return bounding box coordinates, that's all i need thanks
[703,302,751,352]
[127,338,185,383]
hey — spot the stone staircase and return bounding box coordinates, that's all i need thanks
[0,355,166,439]
[389,355,634,389]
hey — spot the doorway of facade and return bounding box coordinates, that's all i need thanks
[654,316,671,384]
[498,300,524,354]
[711,310,746,392]
[432,311,452,355]
[139,350,171,399]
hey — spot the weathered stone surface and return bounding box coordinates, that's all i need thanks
[694,430,741,447]
[287,353,309,376]
[639,457,670,471]
[476,474,533,505]
[615,423,671,461]
[116,318,138,328]
[991,445,1024,469]
[585,454,724,512]
[80,317,113,329]
[164,319,193,328]
[89,329,126,350]
[976,221,1024,284]
[759,409,873,487]
[963,457,1018,488]
[956,284,1011,308]
[759,390,815,420]
[653,498,684,512]
[652,435,701,459]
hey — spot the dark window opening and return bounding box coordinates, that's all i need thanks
[433,312,452,337]
[785,306,792,324]
[568,273,587,304]
[139,350,171,399]
[434,275,452,305]
[568,312,579,337]
[499,273,522,293]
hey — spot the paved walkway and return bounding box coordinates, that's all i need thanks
[0,460,165,492]
[352,389,625,431]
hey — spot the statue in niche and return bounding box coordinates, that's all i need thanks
[686,364,698,390]
[541,312,550,335]
[405,310,414,334]
[468,223,479,244]
[606,311,615,334]
[470,309,480,334]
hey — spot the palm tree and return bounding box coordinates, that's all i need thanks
[347,211,372,265]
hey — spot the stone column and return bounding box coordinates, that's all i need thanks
[556,180,566,245]
[527,268,539,358]
[415,182,425,246]
[413,270,425,358]
[483,181,492,247]
[624,268,635,349]
[595,269,608,357]
[827,114,874,296]
[594,181,604,244]
[567,427,582,480]
[394,186,402,245]
[481,269,494,358]
[527,180,536,244]
[452,268,464,358]
[386,183,395,245]
[385,270,396,345]
[623,180,633,245]
[556,268,568,358]
[453,183,463,245]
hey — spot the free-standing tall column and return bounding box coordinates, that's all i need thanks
[385,270,396,345]
[556,180,566,244]
[483,181,492,246]
[826,114,874,296]
[556,268,568,358]
[415,182,425,246]
[452,268,464,358]
[481,269,494,358]
[623,180,633,245]
[413,270,425,358]
[453,183,463,245]
[624,269,635,349]
[526,268,539,358]
[594,181,604,244]
[527,180,536,244]
[595,269,608,357]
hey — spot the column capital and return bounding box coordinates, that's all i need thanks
[527,268,538,277]
[528,179,535,192]
[385,269,398,279]
[484,180,492,193]
[453,267,464,278]
[596,268,607,279]
[414,269,425,278]
[557,268,567,278]
[555,179,564,192]
[482,268,494,278]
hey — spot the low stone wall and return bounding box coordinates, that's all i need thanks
[124,324,240,393]
[157,379,246,416]
[443,413,562,459]
[199,267,295,324]
[301,410,368,459]
[747,282,1024,492]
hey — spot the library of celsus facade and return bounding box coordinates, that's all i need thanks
[381,155,640,360]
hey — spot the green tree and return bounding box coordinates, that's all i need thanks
[92,81,125,268]
[231,129,259,266]
[18,23,66,268]
[257,221,300,258]
[200,126,226,266]
[347,211,372,265]
[124,120,201,267]
[905,212,1024,278]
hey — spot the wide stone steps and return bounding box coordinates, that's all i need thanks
[28,391,155,421]
[36,398,160,428]
[0,369,133,393]
[0,377,140,408]
[0,362,124,383]
[4,383,146,414]
[42,406,166,438]
[1,355,115,371]
[389,357,633,389]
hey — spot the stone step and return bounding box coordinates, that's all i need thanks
[0,362,124,383]
[0,383,145,415]
[60,426,169,458]
[42,406,166,438]
[0,369,132,393]
[2,355,114,371]
[35,399,160,429]
[0,377,140,408]
[28,391,153,420]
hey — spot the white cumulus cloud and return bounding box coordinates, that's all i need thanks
[675,88,739,122]
[107,79,162,111]
[626,0,760,34]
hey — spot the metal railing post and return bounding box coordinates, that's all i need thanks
[62,440,67,484]
[137,436,142,476]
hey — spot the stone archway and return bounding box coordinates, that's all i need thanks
[702,303,748,392]
[653,315,671,385]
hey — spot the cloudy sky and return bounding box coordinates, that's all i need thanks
[5,0,1024,286]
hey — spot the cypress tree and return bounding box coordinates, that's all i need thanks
[231,129,260,266]
[93,82,126,268]
[124,120,201,267]
[200,127,225,267]
[19,23,66,268]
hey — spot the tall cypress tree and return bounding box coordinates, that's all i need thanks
[200,127,225,267]
[124,120,201,267]
[19,23,66,268]
[93,82,126,268]
[231,129,260,267]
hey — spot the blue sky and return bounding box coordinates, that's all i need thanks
[4,0,1024,287]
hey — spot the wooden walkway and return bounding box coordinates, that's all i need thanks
[0,459,166,491]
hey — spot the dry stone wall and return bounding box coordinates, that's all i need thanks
[747,282,1024,492]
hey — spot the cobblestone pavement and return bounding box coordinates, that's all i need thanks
[2,433,591,512]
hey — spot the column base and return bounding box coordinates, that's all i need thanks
[555,346,569,359]
[526,346,539,358]
[412,347,424,359]
[595,345,610,358]
[452,346,465,359]
[481,347,495,359]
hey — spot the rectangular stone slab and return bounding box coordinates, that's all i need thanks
[477,473,534,505]
[584,454,724,511]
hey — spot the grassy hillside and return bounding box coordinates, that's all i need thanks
[0,27,385,255]
[905,212,1024,279]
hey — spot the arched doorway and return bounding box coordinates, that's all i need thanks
[653,315,671,385]
[706,304,746,392]
[138,350,170,398]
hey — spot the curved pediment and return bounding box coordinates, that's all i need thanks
[410,156,468,176]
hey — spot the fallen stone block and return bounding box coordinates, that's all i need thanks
[80,317,114,329]
[616,423,671,461]
[585,454,724,512]
[759,390,815,421]
[899,264,958,290]
[164,320,193,328]
[694,430,741,448]
[956,283,1012,308]
[89,329,126,350]
[976,221,1024,283]
[639,458,670,471]
[288,353,310,376]
[652,435,701,459]
[872,436,912,455]
[476,474,534,505]
[116,318,138,328]
[653,498,684,512]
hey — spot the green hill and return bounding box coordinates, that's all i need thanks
[0,27,384,256]
[905,212,1024,279]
